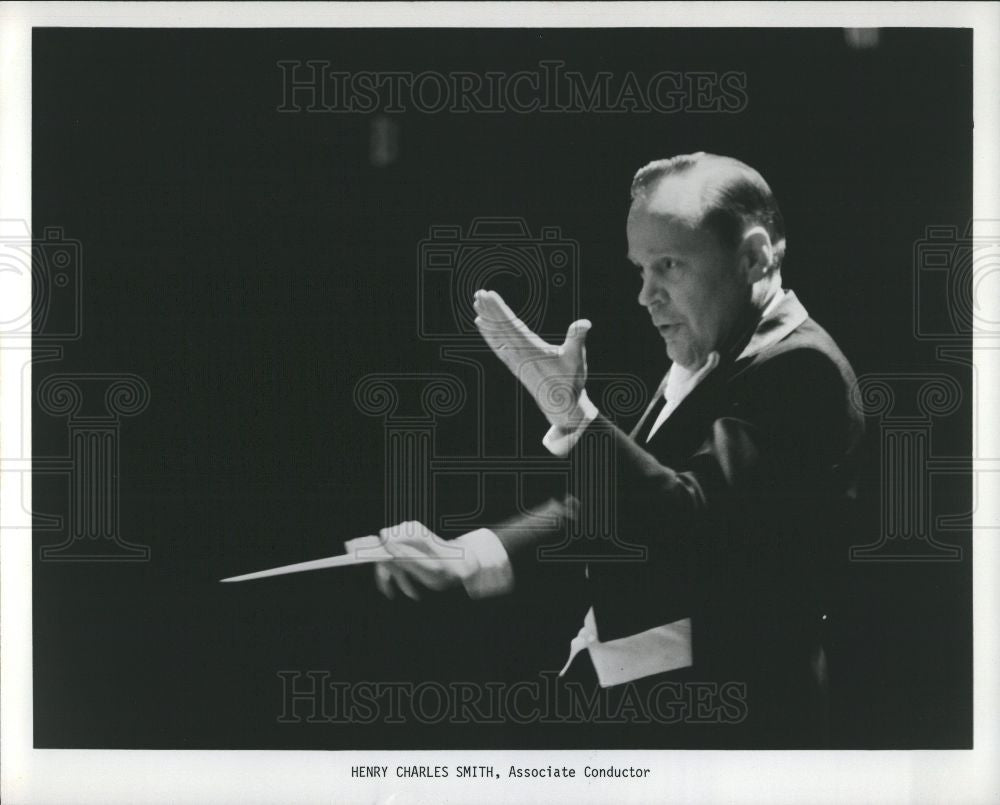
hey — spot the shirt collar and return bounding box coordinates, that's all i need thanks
[735,289,809,361]
[663,350,719,401]
[659,288,810,398]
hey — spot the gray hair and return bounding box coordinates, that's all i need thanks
[631,152,787,271]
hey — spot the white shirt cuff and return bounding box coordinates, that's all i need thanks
[454,528,515,599]
[541,389,599,457]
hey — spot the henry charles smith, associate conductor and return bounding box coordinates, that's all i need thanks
[350,153,864,747]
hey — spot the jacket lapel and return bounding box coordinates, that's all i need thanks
[628,375,670,441]
[633,290,811,458]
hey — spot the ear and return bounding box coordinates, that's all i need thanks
[739,226,774,283]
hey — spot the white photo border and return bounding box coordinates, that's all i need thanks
[2,3,998,803]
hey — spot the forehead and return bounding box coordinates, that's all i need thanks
[634,171,708,222]
[627,173,715,260]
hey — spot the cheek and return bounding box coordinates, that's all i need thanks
[665,278,696,313]
[681,287,718,332]
[689,271,738,332]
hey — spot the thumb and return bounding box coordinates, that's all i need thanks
[562,319,592,353]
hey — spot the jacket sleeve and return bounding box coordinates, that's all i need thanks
[493,347,858,570]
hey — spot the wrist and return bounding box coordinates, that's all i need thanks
[454,528,515,598]
[553,389,597,432]
[557,406,585,433]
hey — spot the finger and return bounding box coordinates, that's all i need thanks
[400,520,433,541]
[346,534,386,563]
[564,319,592,344]
[382,533,434,560]
[379,522,405,542]
[388,564,422,601]
[345,534,381,554]
[379,523,413,551]
[479,290,519,323]
[486,292,549,344]
[473,315,551,366]
[474,291,530,333]
[471,288,542,335]
[375,563,395,600]
[473,311,523,346]
[381,520,432,544]
[384,543,442,588]
[560,318,592,359]
[474,317,517,362]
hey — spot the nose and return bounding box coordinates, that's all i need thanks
[637,272,661,309]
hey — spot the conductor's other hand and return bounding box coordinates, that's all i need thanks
[348,521,471,601]
[473,290,591,430]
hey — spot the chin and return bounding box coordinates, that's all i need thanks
[665,342,691,367]
[665,341,702,369]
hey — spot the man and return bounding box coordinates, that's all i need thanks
[352,153,864,747]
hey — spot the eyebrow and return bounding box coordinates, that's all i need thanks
[629,252,679,268]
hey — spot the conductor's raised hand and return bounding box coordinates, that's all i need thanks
[473,290,591,430]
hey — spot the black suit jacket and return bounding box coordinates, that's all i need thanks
[492,291,864,746]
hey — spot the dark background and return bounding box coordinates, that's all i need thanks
[32,28,972,749]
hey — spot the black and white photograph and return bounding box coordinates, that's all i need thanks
[1,2,998,803]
